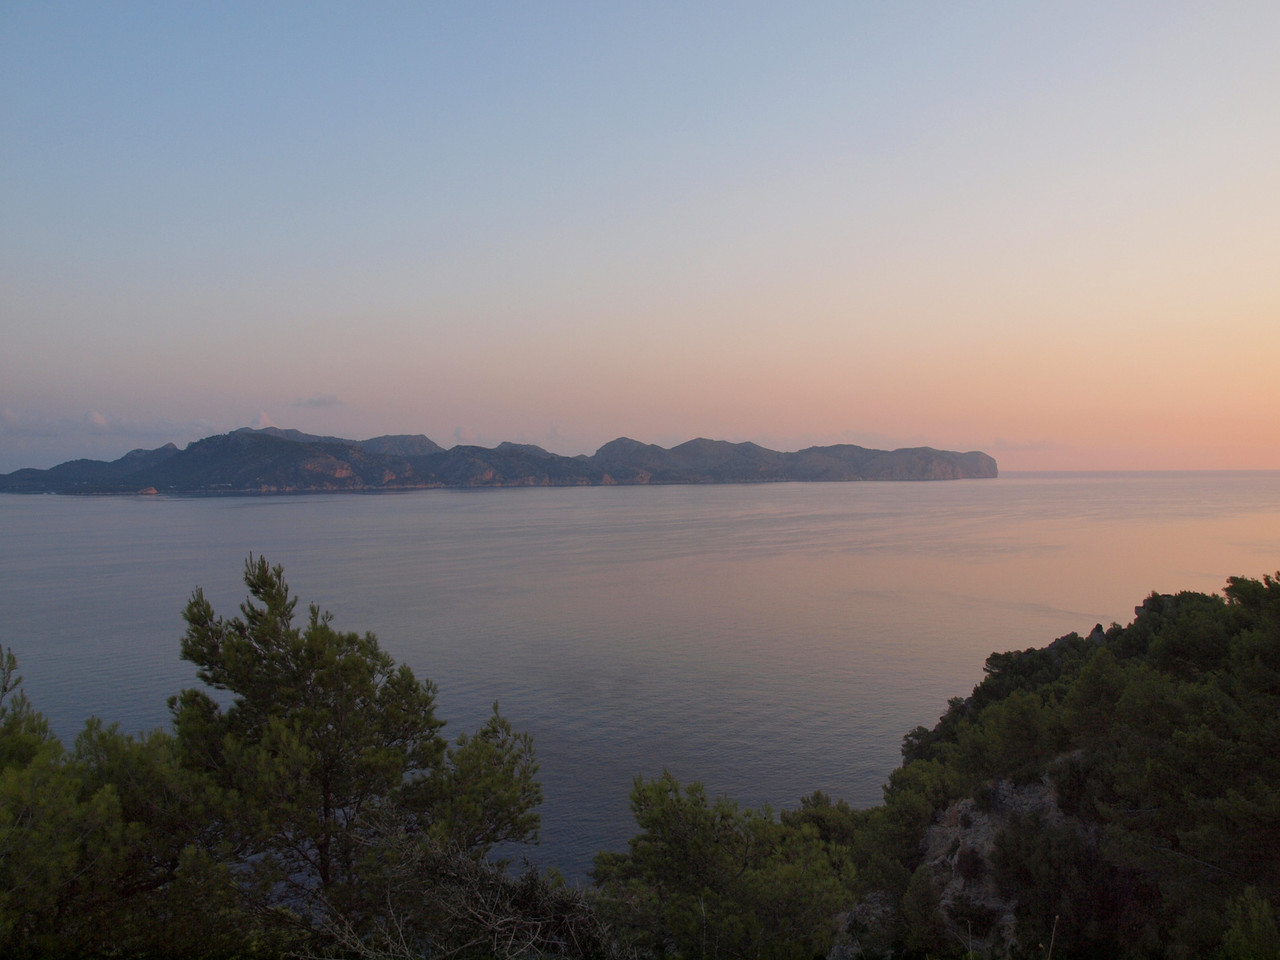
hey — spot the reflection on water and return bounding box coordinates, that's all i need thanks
[2,472,1278,878]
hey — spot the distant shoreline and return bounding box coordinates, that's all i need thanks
[0,426,998,495]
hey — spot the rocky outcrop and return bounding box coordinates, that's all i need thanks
[836,777,1087,959]
[920,780,1069,955]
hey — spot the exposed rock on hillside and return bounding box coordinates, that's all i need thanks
[837,777,1085,959]
[921,779,1073,956]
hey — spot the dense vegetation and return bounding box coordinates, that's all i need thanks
[0,558,604,959]
[2,561,1278,958]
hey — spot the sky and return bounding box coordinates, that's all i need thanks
[3,2,1279,473]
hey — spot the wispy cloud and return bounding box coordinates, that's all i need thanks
[292,393,342,409]
[991,437,1067,453]
[0,410,217,472]
[1,409,213,442]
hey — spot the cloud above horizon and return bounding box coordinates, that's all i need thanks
[293,393,342,409]
[0,409,216,471]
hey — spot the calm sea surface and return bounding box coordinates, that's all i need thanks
[2,472,1278,878]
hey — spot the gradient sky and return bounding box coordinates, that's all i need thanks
[3,2,1278,472]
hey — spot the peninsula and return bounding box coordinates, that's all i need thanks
[0,427,998,494]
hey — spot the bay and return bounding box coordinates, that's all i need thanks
[1,471,1278,879]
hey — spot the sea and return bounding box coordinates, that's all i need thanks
[2,471,1278,880]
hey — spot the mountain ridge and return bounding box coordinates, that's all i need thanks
[0,428,998,494]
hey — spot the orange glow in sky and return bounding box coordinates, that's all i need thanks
[2,4,1278,471]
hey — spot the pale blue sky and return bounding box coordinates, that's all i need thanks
[3,2,1278,471]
